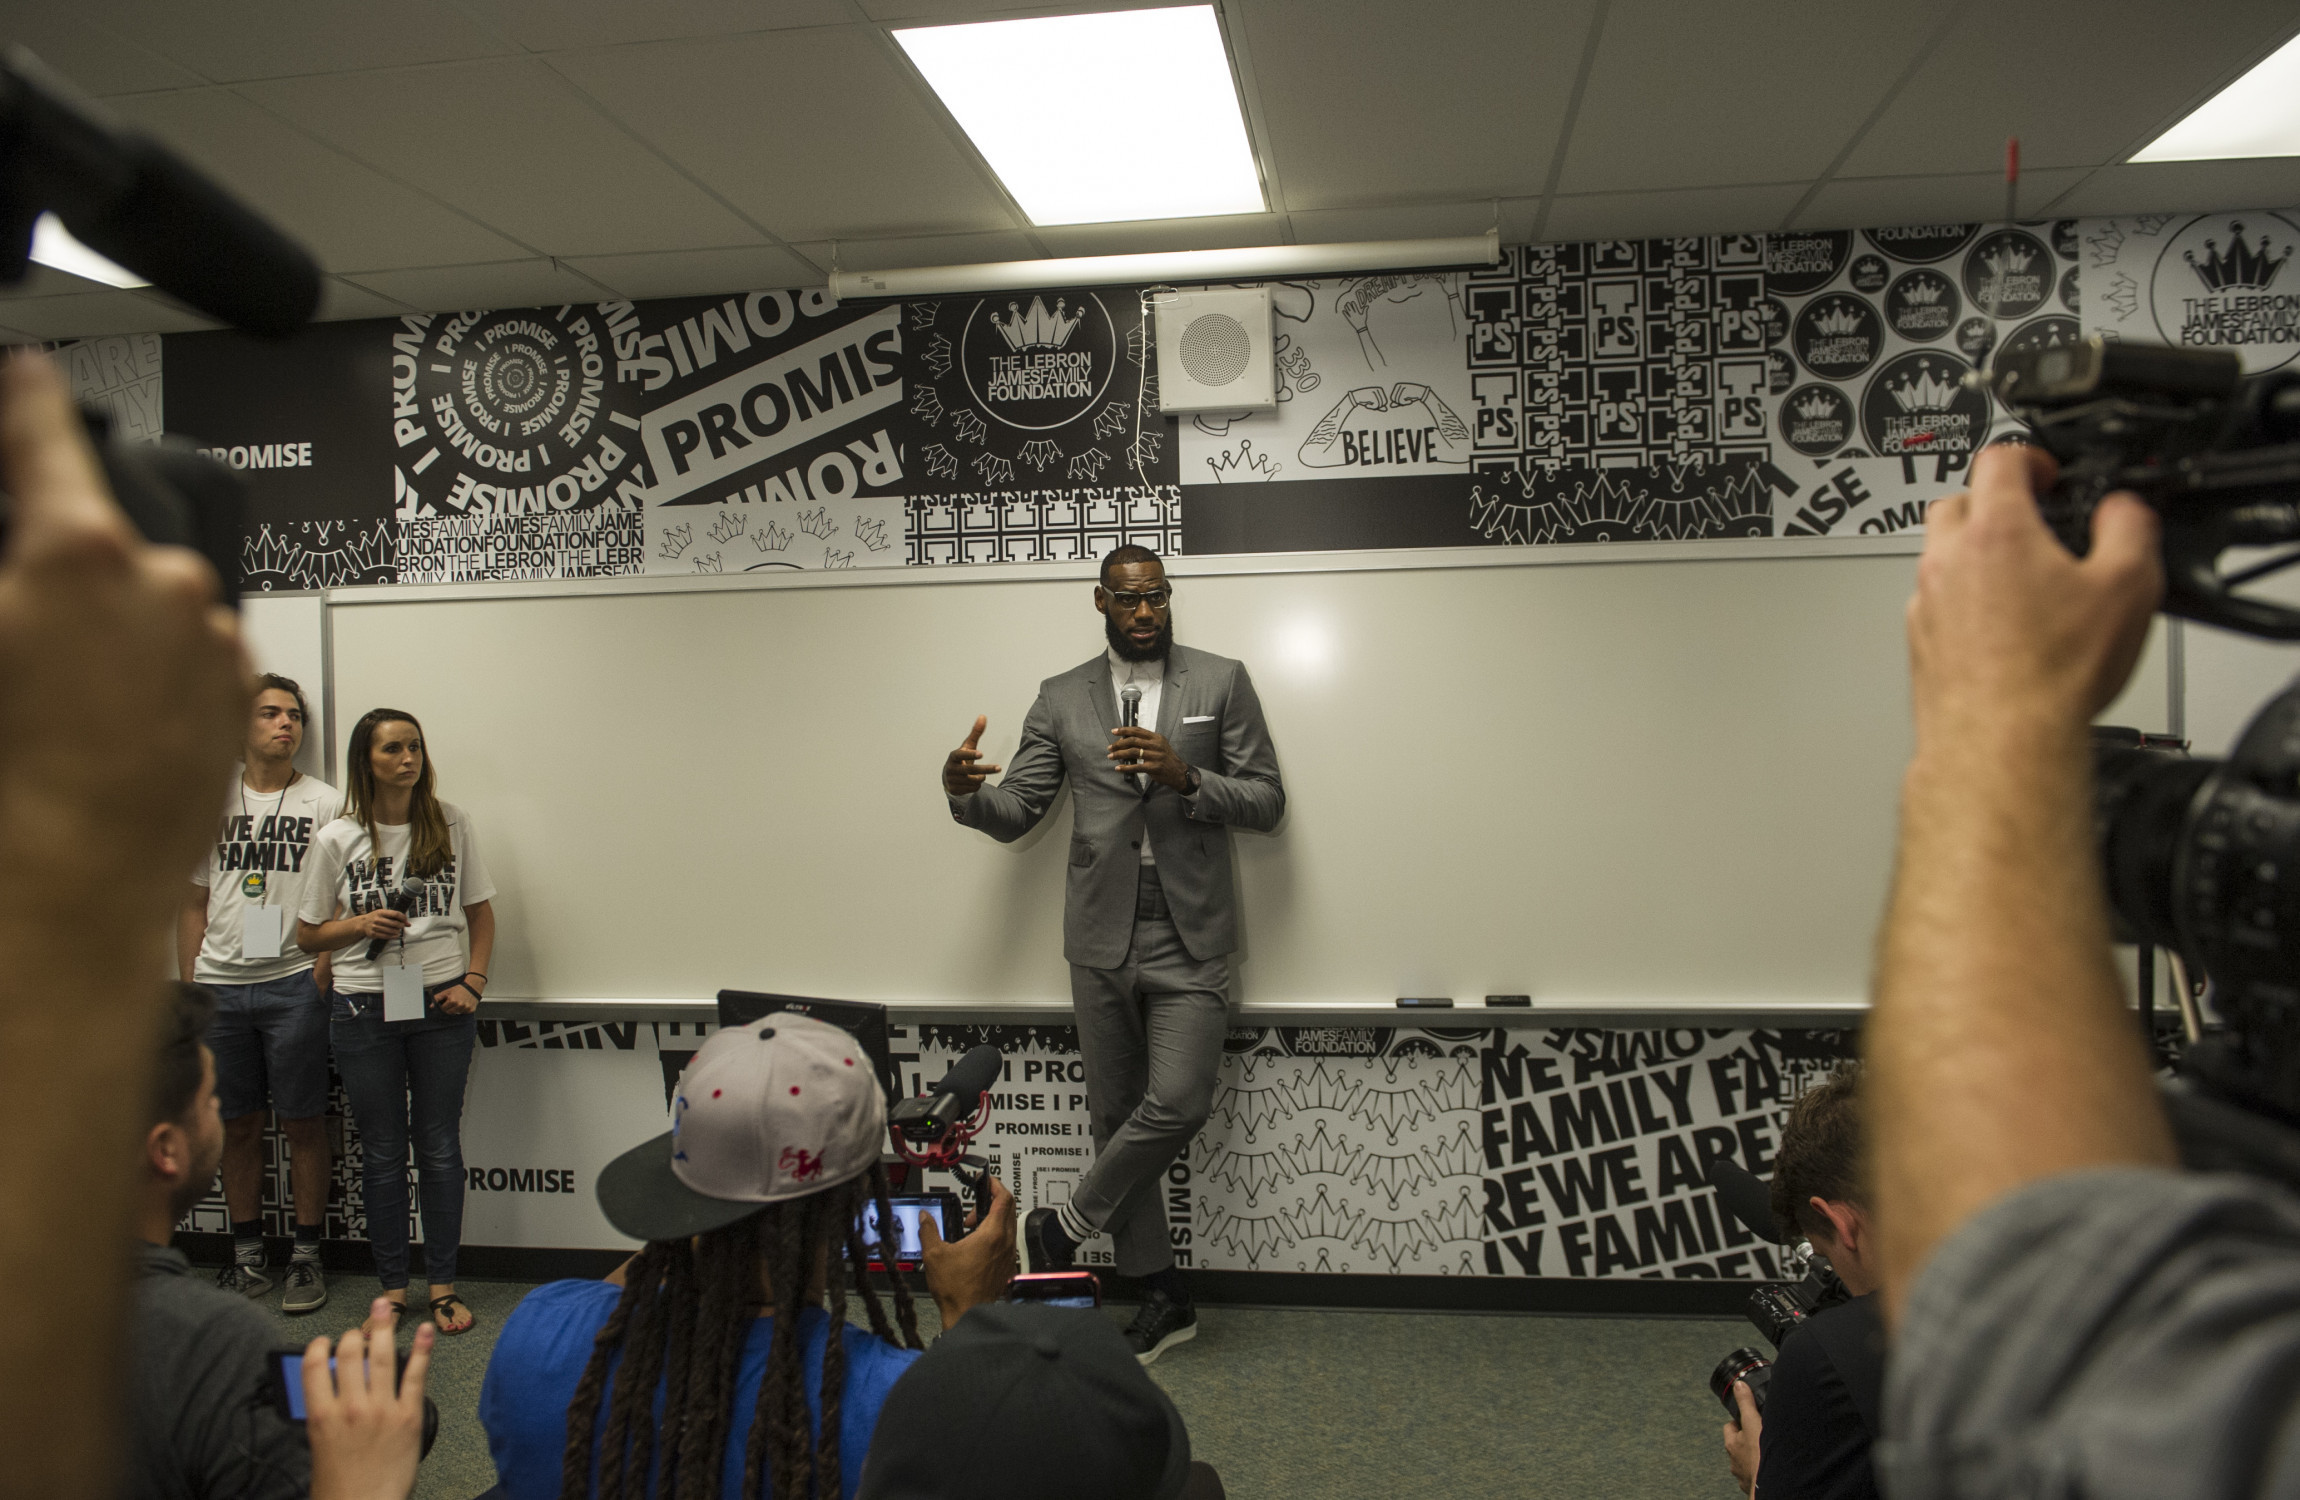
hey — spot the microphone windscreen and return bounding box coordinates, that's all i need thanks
[937,1045,1003,1106]
[1706,1157,1791,1243]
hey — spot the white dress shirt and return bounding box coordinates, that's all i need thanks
[1110,646,1163,865]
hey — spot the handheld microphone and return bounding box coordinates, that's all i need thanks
[1120,683,1144,788]
[364,878,425,961]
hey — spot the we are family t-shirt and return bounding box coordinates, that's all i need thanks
[192,771,343,986]
[300,802,496,993]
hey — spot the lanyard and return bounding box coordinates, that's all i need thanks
[236,771,294,905]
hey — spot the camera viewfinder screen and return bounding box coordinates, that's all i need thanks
[856,1197,946,1260]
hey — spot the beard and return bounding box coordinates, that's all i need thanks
[1105,611,1174,663]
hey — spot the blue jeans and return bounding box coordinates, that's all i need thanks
[330,992,476,1290]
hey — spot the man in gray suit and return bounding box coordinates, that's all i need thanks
[941,544,1285,1363]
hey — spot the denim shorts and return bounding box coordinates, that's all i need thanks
[206,969,331,1120]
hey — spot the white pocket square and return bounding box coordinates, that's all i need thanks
[1183,715,1215,724]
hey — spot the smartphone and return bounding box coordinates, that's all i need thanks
[855,1192,962,1269]
[1008,1271,1102,1309]
[268,1348,439,1458]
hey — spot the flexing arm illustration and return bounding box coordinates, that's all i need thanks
[1300,386,1391,468]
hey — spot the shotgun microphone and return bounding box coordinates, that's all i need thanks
[364,878,425,960]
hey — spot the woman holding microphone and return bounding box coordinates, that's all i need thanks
[298,708,496,1336]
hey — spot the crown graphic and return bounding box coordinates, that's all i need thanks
[1901,279,1945,305]
[1812,303,1863,337]
[2186,222,2292,292]
[992,295,1083,351]
[1983,244,2035,278]
[1793,391,1839,420]
[1890,362,1961,413]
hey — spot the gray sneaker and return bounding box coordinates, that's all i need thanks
[216,1261,272,1299]
[280,1257,328,1315]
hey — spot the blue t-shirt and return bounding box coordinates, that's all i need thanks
[479,1279,922,1500]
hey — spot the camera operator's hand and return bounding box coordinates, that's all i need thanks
[1721,1380,1761,1499]
[1907,444,2160,750]
[304,1298,434,1500]
[918,1175,1017,1330]
[0,352,246,927]
[0,351,247,1498]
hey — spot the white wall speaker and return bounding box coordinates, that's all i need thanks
[1154,286,1276,413]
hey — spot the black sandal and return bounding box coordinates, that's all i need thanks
[427,1292,477,1336]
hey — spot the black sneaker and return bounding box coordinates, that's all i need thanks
[280,1257,328,1315]
[1123,1287,1197,1365]
[1022,1207,1079,1273]
[216,1261,272,1299]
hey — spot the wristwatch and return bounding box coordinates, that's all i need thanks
[1182,765,1201,797]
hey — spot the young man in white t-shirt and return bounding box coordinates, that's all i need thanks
[177,675,343,1313]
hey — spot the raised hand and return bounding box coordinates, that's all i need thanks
[942,716,1002,798]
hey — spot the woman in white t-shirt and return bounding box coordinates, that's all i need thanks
[297,707,497,1337]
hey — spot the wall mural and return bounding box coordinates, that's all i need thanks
[115,205,2295,589]
[184,1019,1857,1283]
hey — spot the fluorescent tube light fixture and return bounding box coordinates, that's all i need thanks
[895,6,1264,225]
[2134,30,2300,161]
[29,213,148,289]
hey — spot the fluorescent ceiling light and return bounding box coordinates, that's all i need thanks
[829,232,1499,302]
[895,6,1264,225]
[29,213,148,289]
[2134,30,2300,161]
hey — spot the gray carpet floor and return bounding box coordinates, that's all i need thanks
[246,1272,1750,1499]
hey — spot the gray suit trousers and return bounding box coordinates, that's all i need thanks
[1067,868,1229,1278]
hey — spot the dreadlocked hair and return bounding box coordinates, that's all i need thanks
[557,1161,924,1500]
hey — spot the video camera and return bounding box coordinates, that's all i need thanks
[1703,1157,1850,1421]
[1984,335,2300,639]
[0,45,324,600]
[889,1044,1002,1222]
[1986,336,2300,1176]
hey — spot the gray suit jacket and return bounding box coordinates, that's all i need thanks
[951,642,1285,968]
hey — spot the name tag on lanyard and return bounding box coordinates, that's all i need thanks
[382,964,426,1022]
[240,905,284,960]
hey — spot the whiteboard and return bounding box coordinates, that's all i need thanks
[327,548,2168,1010]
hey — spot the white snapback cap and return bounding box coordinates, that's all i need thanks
[596,1013,885,1242]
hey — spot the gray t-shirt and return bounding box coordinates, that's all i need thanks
[125,1243,308,1500]
[1880,1166,2300,1498]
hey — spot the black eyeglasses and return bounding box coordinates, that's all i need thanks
[1107,587,1173,610]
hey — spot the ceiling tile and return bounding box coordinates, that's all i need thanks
[339,259,616,313]
[1559,0,1958,194]
[244,59,764,257]
[1238,0,1597,208]
[0,263,119,299]
[314,278,416,321]
[1843,1,2300,176]
[1542,183,1807,244]
[84,0,518,81]
[860,0,1182,18]
[1286,201,1515,244]
[104,89,528,269]
[786,230,1041,271]
[547,30,1016,242]
[2,10,204,94]
[562,244,824,299]
[0,290,218,340]
[462,0,846,49]
[1791,170,2088,232]
[2049,159,2300,219]
[1033,216,1286,258]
